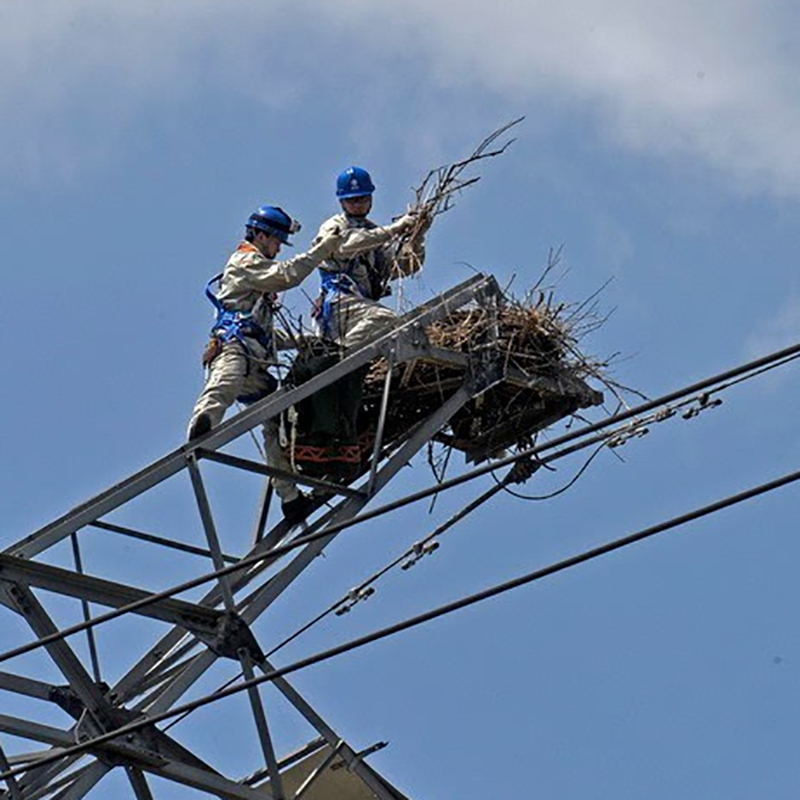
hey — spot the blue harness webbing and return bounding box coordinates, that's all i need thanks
[316,264,366,337]
[204,273,272,351]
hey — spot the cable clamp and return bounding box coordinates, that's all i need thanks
[507,456,542,485]
[682,393,723,419]
[335,586,376,616]
[607,421,650,448]
[401,539,440,570]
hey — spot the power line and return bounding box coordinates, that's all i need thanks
[0,341,797,667]
[3,462,799,783]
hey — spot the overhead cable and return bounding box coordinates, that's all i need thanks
[3,462,799,783]
[0,341,798,667]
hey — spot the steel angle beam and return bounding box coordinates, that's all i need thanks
[0,714,71,749]
[187,456,237,613]
[197,450,366,499]
[125,650,200,702]
[394,272,497,325]
[125,766,155,800]
[0,743,22,800]
[239,649,285,800]
[413,345,601,402]
[241,737,327,786]
[366,353,395,497]
[6,748,76,768]
[48,761,111,800]
[88,520,241,564]
[136,759,273,800]
[0,671,59,703]
[137,648,218,717]
[0,554,223,633]
[413,345,469,369]
[118,635,205,709]
[0,582,112,726]
[13,753,89,800]
[251,480,274,547]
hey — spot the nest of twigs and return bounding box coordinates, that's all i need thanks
[360,277,616,464]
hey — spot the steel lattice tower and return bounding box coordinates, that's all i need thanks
[0,274,601,799]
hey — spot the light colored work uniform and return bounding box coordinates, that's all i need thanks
[314,213,426,351]
[189,239,331,501]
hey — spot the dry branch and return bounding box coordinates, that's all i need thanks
[385,118,525,291]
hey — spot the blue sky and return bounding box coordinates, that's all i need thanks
[2,1,800,797]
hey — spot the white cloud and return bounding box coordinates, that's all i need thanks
[327,0,800,195]
[3,0,800,196]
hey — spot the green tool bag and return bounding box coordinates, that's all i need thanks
[288,345,368,444]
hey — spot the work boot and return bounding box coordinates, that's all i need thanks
[188,413,212,441]
[282,493,314,526]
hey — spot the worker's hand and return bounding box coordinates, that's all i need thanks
[414,208,434,235]
[387,213,417,236]
[310,228,342,260]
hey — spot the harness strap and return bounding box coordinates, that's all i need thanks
[204,273,272,350]
[204,272,226,311]
[316,265,365,337]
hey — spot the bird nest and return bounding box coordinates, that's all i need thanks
[360,289,609,463]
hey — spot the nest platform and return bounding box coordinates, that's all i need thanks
[360,304,605,464]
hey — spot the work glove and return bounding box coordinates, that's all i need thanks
[387,213,417,236]
[389,209,433,237]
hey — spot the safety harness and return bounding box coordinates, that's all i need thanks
[204,272,278,404]
[205,273,274,351]
[314,215,401,337]
[315,263,366,338]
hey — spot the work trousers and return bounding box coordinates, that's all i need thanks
[188,342,298,501]
[327,293,398,351]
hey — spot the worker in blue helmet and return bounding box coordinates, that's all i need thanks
[313,166,431,350]
[335,166,376,200]
[188,204,339,525]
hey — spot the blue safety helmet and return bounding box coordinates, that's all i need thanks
[246,205,301,245]
[336,166,375,199]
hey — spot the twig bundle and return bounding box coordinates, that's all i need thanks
[386,118,525,290]
[361,263,629,464]
[409,117,524,221]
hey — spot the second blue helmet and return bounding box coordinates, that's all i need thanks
[336,166,375,199]
[246,206,301,245]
